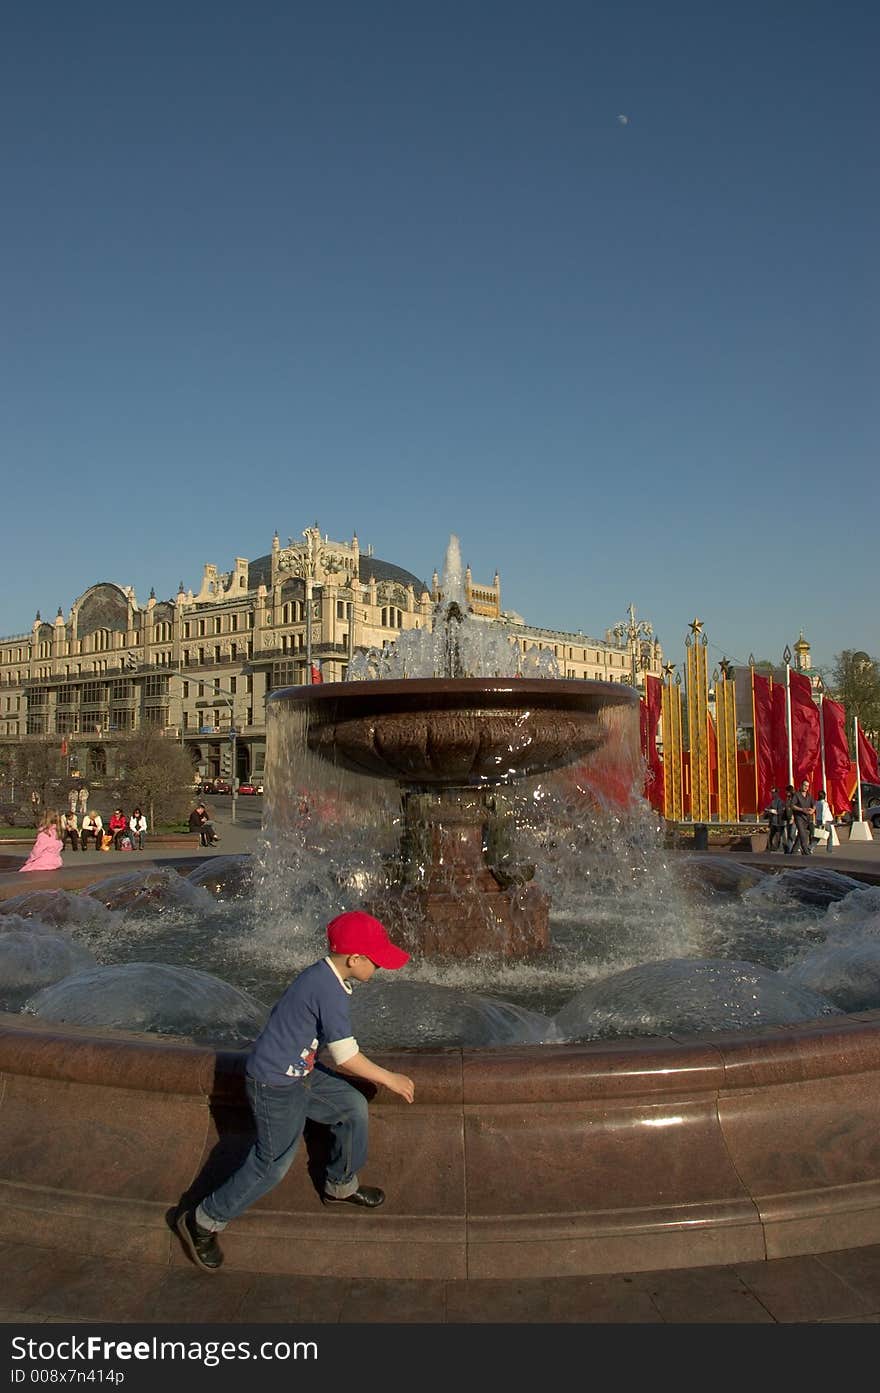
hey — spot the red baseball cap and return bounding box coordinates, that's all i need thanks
[326,911,410,969]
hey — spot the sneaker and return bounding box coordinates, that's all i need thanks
[175,1208,224,1271]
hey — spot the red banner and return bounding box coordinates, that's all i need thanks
[310,662,324,685]
[752,672,775,812]
[639,674,664,811]
[771,683,789,790]
[857,722,880,783]
[789,670,821,789]
[821,698,853,815]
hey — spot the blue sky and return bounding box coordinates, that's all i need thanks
[2,1,876,678]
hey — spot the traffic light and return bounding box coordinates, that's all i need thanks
[220,747,232,776]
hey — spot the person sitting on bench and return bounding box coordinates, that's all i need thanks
[189,802,220,846]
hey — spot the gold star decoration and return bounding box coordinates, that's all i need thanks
[662,662,676,678]
[688,618,703,635]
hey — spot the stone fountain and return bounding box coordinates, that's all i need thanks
[270,534,635,959]
[1,535,880,1281]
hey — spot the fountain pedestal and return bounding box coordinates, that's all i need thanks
[373,786,549,958]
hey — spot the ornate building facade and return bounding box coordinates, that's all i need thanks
[0,526,663,786]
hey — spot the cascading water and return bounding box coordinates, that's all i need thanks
[3,534,880,1050]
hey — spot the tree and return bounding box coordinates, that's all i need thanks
[109,727,195,829]
[7,738,68,821]
[830,650,880,745]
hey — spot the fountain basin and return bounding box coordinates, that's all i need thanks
[2,1006,880,1278]
[2,856,880,1277]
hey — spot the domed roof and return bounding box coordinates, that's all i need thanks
[247,551,428,596]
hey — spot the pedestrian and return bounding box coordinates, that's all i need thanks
[67,787,78,815]
[77,784,90,816]
[30,790,41,825]
[791,779,816,856]
[61,811,80,851]
[765,787,787,851]
[175,910,415,1273]
[188,801,220,846]
[782,784,798,854]
[813,789,836,855]
[18,811,64,873]
[130,807,148,850]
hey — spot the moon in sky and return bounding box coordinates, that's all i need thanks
[618,114,629,125]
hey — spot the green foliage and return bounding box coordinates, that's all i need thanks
[830,650,880,743]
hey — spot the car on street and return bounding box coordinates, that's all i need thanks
[840,782,880,824]
[212,779,232,795]
[237,782,263,796]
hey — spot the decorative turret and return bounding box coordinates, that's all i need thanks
[793,631,811,671]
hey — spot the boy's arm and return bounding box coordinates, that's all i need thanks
[335,1051,415,1103]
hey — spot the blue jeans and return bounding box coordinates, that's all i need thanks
[196,1067,369,1230]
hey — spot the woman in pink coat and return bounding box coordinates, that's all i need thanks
[19,811,64,873]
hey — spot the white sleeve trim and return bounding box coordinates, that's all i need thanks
[321,1036,359,1066]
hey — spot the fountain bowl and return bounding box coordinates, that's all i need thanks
[278,677,636,784]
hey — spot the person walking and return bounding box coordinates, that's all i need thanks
[813,789,836,855]
[18,812,64,873]
[791,779,816,856]
[782,785,798,854]
[175,910,415,1273]
[67,787,78,816]
[77,784,90,816]
[765,787,787,851]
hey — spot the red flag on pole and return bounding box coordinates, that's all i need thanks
[771,683,789,790]
[707,711,718,812]
[60,737,68,757]
[821,698,853,815]
[789,670,821,789]
[639,674,664,811]
[752,672,775,813]
[857,722,880,783]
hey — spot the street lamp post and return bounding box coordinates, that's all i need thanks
[612,604,654,688]
[177,674,241,823]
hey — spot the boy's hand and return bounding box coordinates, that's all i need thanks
[387,1072,415,1104]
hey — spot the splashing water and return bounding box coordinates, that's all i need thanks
[347,534,560,681]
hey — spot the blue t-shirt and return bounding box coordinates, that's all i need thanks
[247,958,356,1086]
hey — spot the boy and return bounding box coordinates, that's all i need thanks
[176,910,415,1272]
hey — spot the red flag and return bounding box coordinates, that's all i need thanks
[60,737,68,757]
[771,683,789,790]
[789,670,821,789]
[857,722,880,783]
[752,672,775,812]
[310,662,324,685]
[639,674,664,811]
[821,698,852,815]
